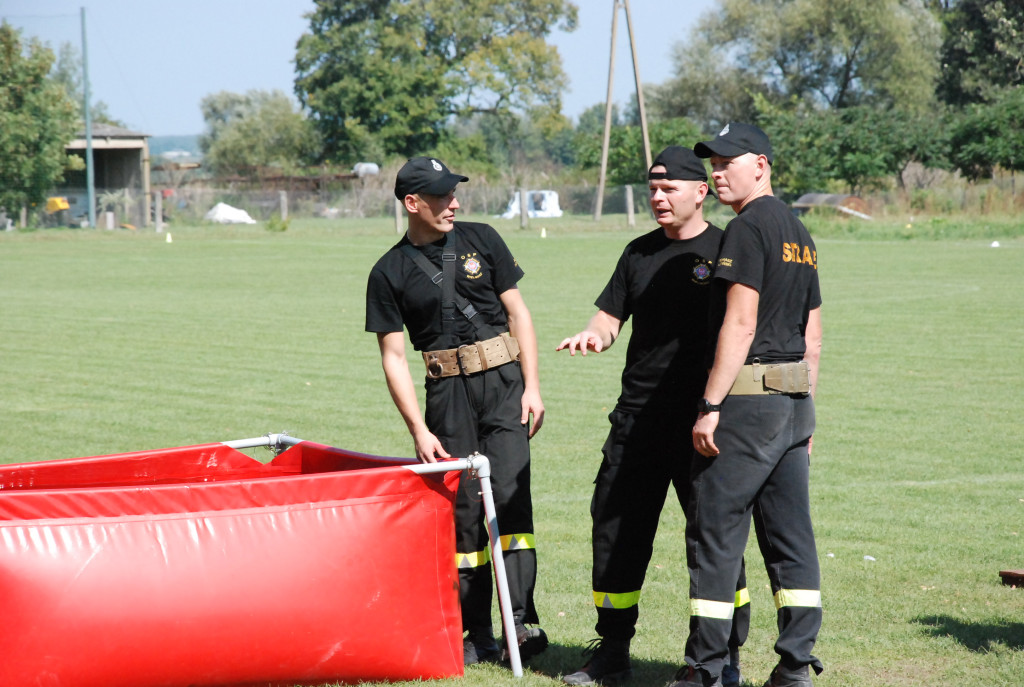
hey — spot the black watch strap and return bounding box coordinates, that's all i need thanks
[697,398,722,413]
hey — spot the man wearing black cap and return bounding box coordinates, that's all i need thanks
[365,156,547,666]
[671,124,823,687]
[556,147,749,687]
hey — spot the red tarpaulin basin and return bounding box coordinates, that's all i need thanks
[0,435,470,687]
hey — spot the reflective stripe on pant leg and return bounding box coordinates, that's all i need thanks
[593,589,642,609]
[457,548,491,569]
[774,588,821,610]
[690,598,735,620]
[501,532,535,551]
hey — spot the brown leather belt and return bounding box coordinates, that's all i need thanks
[422,333,521,379]
[729,361,810,396]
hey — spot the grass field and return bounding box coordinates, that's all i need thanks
[1,214,1022,686]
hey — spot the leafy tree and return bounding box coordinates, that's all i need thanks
[937,0,1024,106]
[198,90,317,178]
[651,0,942,126]
[294,0,578,163]
[647,32,766,129]
[756,97,953,196]
[949,86,1024,180]
[0,23,78,215]
[50,42,124,128]
[573,117,702,185]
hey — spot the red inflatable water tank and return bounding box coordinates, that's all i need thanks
[0,440,463,686]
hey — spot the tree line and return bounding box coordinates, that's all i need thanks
[2,0,1022,216]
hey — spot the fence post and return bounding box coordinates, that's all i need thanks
[279,191,288,221]
[20,206,27,228]
[394,198,403,234]
[154,192,164,232]
[518,189,528,229]
[625,185,635,227]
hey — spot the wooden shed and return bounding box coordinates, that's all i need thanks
[61,123,151,225]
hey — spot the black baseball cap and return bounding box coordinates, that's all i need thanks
[649,146,716,197]
[694,122,774,165]
[394,156,469,199]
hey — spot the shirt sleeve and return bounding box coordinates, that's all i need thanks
[715,217,765,292]
[481,224,524,294]
[594,248,631,322]
[364,264,405,334]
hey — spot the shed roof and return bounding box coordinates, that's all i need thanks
[67,123,150,151]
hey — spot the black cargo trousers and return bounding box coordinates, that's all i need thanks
[591,408,750,647]
[685,393,823,678]
[424,361,539,632]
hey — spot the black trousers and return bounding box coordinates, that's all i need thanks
[685,394,822,678]
[591,409,750,647]
[424,362,538,631]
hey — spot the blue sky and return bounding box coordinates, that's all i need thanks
[3,0,716,137]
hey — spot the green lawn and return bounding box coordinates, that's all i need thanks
[1,214,1022,686]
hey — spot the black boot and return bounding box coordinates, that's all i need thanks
[463,626,500,666]
[562,637,632,685]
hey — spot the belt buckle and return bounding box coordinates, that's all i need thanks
[456,344,475,375]
[426,353,444,379]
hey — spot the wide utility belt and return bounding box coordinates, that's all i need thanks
[423,333,521,379]
[730,360,810,396]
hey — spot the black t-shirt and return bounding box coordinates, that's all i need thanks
[365,222,524,351]
[708,195,822,365]
[596,224,723,415]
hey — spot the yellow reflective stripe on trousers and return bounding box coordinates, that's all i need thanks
[735,587,750,607]
[500,532,536,551]
[774,589,821,610]
[690,598,735,620]
[592,590,642,609]
[456,549,491,569]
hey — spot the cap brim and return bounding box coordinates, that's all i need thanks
[420,173,469,196]
[694,140,750,159]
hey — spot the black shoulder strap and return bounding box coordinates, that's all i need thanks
[399,232,500,343]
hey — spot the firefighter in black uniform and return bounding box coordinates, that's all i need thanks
[556,147,750,687]
[365,156,547,666]
[671,123,824,687]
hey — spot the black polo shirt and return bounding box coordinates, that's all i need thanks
[596,225,723,415]
[708,195,822,365]
[365,221,523,351]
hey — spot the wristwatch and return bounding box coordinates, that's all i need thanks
[697,398,722,413]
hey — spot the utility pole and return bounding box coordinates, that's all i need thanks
[623,0,652,171]
[594,0,652,222]
[81,7,96,229]
[593,1,619,222]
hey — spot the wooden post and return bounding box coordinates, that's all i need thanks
[622,0,652,170]
[154,192,164,232]
[394,198,403,234]
[519,189,529,229]
[20,206,27,228]
[594,0,619,222]
[625,185,635,227]
[279,190,288,221]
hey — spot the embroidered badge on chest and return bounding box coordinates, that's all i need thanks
[692,259,713,284]
[463,253,483,279]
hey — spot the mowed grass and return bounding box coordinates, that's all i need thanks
[1,215,1022,686]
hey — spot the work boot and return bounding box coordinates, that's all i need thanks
[722,646,741,687]
[463,627,500,666]
[501,622,549,662]
[669,665,722,687]
[762,664,812,687]
[562,637,632,685]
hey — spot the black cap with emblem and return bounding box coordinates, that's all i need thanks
[394,156,469,199]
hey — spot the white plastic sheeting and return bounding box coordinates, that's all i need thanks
[204,202,257,224]
[500,190,563,219]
